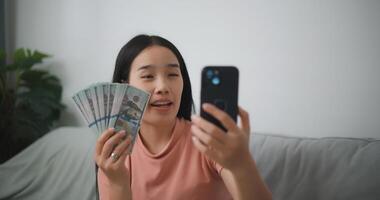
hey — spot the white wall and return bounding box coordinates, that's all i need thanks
[11,0,380,138]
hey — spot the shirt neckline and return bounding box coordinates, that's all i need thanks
[136,118,185,159]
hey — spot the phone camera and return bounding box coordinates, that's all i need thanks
[206,70,213,79]
[211,77,220,85]
[206,68,221,85]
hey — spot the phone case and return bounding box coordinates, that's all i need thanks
[200,66,239,131]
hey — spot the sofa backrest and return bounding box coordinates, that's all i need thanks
[2,127,379,200]
[250,133,380,200]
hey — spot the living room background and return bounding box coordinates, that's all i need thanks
[5,0,380,138]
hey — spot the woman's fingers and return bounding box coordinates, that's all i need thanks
[202,103,238,133]
[95,128,116,157]
[191,104,253,171]
[100,130,127,161]
[107,136,132,164]
[238,106,251,134]
[191,115,226,144]
[191,125,224,151]
[191,136,219,160]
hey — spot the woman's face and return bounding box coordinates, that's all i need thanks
[128,45,183,125]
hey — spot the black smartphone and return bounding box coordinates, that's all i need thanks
[200,66,239,131]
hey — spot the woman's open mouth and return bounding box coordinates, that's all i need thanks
[150,100,173,109]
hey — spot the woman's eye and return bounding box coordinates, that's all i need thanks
[141,75,154,79]
[168,73,179,77]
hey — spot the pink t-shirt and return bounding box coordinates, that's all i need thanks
[98,118,233,200]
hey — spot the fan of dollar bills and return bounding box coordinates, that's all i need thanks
[72,82,150,144]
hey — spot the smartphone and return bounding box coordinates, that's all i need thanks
[200,66,239,131]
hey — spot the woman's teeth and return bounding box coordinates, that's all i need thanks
[151,101,172,107]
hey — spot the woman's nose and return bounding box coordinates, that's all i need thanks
[154,77,169,94]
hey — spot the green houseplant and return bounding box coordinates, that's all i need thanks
[0,48,64,164]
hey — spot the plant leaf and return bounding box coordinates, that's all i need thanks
[20,69,61,89]
[16,68,64,124]
[17,88,62,115]
[13,48,50,71]
[12,108,49,138]
[0,50,6,89]
[1,48,64,163]
[0,49,5,68]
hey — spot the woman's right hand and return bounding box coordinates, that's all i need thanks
[94,128,132,188]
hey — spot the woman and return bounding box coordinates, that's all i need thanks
[95,34,272,200]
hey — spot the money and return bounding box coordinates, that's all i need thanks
[72,82,150,152]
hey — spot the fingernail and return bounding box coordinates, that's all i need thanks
[108,128,115,133]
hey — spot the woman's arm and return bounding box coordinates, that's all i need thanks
[191,104,272,200]
[220,156,272,200]
[98,169,132,200]
[95,128,133,200]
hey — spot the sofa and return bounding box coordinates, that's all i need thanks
[0,127,379,200]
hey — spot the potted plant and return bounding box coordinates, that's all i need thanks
[0,48,65,164]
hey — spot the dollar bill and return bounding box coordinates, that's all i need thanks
[114,85,150,153]
[72,82,150,147]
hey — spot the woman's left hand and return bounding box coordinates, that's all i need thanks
[191,103,252,172]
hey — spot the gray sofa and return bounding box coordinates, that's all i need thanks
[251,133,380,200]
[0,127,379,200]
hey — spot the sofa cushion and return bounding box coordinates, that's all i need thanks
[250,133,380,200]
[0,127,97,200]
